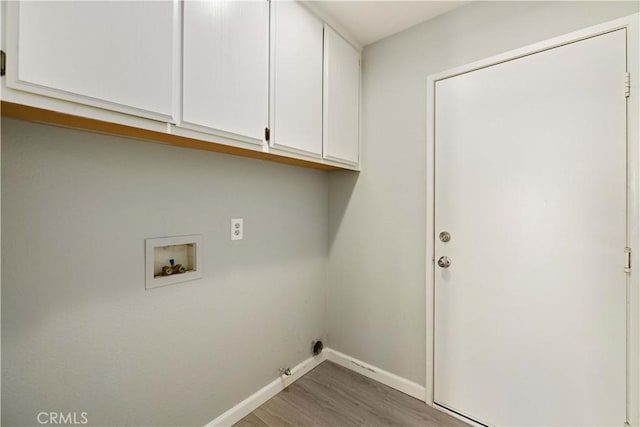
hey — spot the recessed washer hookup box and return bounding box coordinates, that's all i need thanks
[145,235,202,289]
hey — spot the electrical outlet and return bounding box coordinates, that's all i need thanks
[231,218,243,241]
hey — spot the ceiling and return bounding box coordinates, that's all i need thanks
[310,1,471,47]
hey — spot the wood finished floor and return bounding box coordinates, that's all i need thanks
[233,361,470,427]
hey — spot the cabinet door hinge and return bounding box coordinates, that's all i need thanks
[1,50,6,77]
[625,72,630,98]
[265,127,270,142]
[625,247,631,274]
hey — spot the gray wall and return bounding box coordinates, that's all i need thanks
[328,1,639,386]
[4,2,640,426]
[1,118,328,426]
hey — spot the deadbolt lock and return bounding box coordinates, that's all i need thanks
[439,231,451,243]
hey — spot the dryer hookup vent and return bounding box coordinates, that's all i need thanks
[312,340,324,356]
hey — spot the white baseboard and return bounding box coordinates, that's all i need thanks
[433,402,488,427]
[204,353,326,427]
[204,348,427,427]
[324,348,427,402]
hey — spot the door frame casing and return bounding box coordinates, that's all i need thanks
[425,13,640,426]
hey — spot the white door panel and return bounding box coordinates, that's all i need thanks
[12,1,175,119]
[182,0,268,142]
[323,25,360,165]
[270,1,323,156]
[434,30,627,426]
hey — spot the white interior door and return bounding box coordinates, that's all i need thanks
[434,30,627,426]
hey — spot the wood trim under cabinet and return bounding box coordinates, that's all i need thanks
[0,101,340,171]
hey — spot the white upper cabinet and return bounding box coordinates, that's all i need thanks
[182,0,269,144]
[6,1,177,121]
[323,25,360,166]
[270,1,323,157]
[2,0,361,170]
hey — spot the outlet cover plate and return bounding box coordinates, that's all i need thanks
[231,218,243,241]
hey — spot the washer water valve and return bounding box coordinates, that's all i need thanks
[279,367,292,377]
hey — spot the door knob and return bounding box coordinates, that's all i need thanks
[439,231,451,242]
[437,256,451,268]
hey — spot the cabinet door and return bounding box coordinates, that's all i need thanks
[270,1,323,157]
[182,0,269,144]
[323,26,360,166]
[8,1,176,121]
